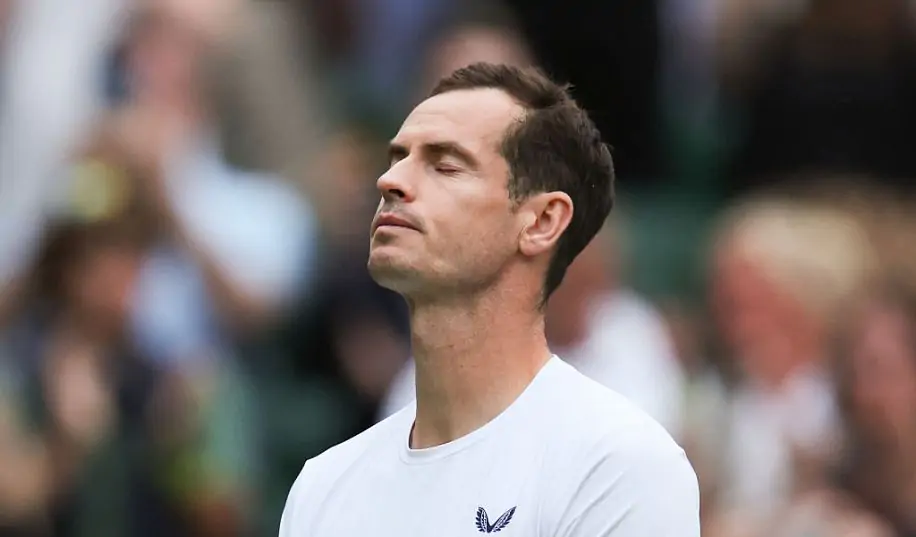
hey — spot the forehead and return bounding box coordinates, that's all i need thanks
[395,88,524,155]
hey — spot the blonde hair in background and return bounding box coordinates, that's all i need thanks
[760,175,916,297]
[713,197,877,326]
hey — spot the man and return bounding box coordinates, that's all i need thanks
[279,63,700,537]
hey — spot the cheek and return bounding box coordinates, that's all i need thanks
[438,198,514,261]
[409,170,517,278]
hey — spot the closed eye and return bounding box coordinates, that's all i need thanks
[434,164,462,175]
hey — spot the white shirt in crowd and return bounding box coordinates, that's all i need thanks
[130,134,317,367]
[722,365,839,519]
[280,356,700,537]
[380,290,687,438]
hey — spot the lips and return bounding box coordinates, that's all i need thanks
[373,212,420,232]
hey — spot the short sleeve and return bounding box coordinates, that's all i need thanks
[549,434,700,537]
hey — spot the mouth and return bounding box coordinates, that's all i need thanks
[373,213,420,232]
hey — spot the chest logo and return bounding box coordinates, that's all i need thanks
[475,506,516,533]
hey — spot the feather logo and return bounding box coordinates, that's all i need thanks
[475,506,516,533]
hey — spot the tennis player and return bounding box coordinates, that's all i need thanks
[279,62,700,537]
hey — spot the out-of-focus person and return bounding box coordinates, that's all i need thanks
[0,133,181,537]
[707,198,876,528]
[745,281,916,537]
[829,283,916,536]
[721,0,916,196]
[109,0,317,368]
[413,4,532,99]
[0,0,126,322]
[97,4,308,533]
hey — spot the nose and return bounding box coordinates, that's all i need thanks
[376,164,415,203]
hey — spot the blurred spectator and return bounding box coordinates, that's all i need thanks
[722,0,916,195]
[111,0,318,367]
[0,0,126,313]
[708,197,876,526]
[381,224,688,439]
[412,1,531,100]
[830,283,916,536]
[347,0,454,107]
[740,281,916,537]
[0,133,179,537]
[207,0,344,234]
[729,178,916,297]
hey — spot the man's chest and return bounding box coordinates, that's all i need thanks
[303,453,549,537]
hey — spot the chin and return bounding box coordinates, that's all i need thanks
[368,249,419,292]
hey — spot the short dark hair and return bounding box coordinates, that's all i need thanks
[431,62,615,302]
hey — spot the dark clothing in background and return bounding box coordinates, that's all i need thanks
[281,244,409,418]
[727,30,916,197]
[500,0,662,185]
[4,309,184,537]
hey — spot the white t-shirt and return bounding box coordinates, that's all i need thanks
[279,356,700,537]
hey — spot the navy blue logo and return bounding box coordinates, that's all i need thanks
[475,506,516,533]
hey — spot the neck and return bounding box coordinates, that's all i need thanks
[408,288,550,449]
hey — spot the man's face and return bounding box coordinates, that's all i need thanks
[368,88,526,298]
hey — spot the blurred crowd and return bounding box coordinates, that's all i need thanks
[1,0,916,536]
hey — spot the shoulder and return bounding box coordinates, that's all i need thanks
[538,360,699,536]
[547,365,692,480]
[540,428,699,536]
[544,357,679,446]
[283,406,410,506]
[539,357,694,487]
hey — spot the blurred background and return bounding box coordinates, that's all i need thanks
[1,0,916,536]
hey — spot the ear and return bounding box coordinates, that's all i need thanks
[517,191,573,258]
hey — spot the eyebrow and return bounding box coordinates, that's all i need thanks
[387,140,480,170]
